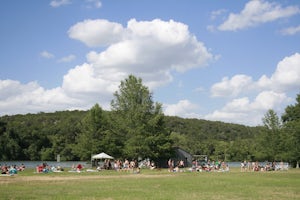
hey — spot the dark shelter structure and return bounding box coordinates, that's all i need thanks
[156,147,196,168]
[173,147,193,167]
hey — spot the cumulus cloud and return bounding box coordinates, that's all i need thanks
[207,52,300,125]
[205,91,290,126]
[68,19,124,47]
[164,100,200,118]
[218,0,300,31]
[61,63,120,100]
[68,18,212,75]
[280,25,300,35]
[68,18,213,90]
[268,53,300,91]
[50,0,71,8]
[211,75,253,97]
[211,53,300,97]
[0,80,85,116]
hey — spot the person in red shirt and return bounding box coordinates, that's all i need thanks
[76,164,83,172]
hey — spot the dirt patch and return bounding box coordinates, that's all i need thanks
[0,173,173,184]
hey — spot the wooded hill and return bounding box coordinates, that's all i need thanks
[0,110,258,161]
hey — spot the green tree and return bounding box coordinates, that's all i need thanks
[282,94,300,123]
[0,130,22,160]
[262,109,282,131]
[259,109,282,161]
[73,104,108,160]
[111,75,173,162]
[281,94,300,167]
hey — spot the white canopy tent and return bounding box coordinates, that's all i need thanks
[91,152,114,160]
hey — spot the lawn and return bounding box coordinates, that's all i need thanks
[0,168,299,200]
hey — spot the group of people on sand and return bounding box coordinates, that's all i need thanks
[1,163,25,175]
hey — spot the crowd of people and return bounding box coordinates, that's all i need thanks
[240,160,289,172]
[96,159,143,173]
[1,159,290,175]
[167,159,230,173]
[1,163,25,175]
[36,163,64,173]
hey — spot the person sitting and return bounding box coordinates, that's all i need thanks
[9,165,18,175]
[150,162,156,170]
[76,164,83,172]
[1,165,9,174]
[36,165,44,173]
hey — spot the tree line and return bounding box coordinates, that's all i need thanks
[0,75,299,167]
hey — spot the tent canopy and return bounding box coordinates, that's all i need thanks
[91,152,114,160]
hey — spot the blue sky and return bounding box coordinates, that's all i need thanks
[1,0,300,126]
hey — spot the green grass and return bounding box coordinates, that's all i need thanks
[1,168,299,200]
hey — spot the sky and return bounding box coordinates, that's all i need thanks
[1,0,300,126]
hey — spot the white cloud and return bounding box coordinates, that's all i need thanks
[40,51,54,59]
[218,0,300,31]
[68,19,124,47]
[164,100,200,118]
[211,74,253,97]
[70,18,213,89]
[205,91,290,126]
[265,52,300,91]
[50,0,71,8]
[211,53,300,97]
[68,18,213,75]
[62,63,119,98]
[58,54,76,63]
[280,25,300,35]
[0,80,83,116]
[207,52,300,125]
[251,91,288,110]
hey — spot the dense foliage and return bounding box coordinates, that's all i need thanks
[0,76,299,166]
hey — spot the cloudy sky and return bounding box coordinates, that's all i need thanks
[1,0,300,126]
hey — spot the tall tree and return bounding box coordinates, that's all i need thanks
[260,109,282,160]
[262,109,281,131]
[73,104,107,160]
[111,75,173,161]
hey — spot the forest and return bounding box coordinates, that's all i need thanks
[0,75,299,167]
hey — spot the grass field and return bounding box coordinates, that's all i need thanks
[1,168,299,200]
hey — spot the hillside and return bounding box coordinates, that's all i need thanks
[0,110,263,162]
